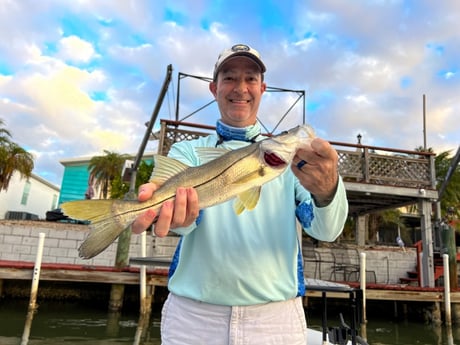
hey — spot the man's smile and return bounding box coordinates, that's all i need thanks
[229,99,250,103]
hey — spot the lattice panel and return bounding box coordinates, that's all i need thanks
[157,121,434,189]
[337,151,363,178]
[368,154,431,187]
[160,127,210,155]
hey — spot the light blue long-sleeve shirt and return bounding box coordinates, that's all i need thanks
[161,132,348,306]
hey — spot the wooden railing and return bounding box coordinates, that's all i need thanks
[333,142,436,189]
[158,119,436,190]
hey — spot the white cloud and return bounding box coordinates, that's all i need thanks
[1,0,459,186]
[57,35,97,63]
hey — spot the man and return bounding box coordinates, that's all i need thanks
[132,44,348,344]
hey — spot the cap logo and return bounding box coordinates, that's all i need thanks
[231,44,250,52]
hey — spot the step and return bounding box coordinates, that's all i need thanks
[400,277,419,285]
[434,252,460,261]
[406,271,418,278]
[434,258,443,266]
[434,266,444,280]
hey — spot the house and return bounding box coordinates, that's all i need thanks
[58,156,97,205]
[58,153,155,205]
[0,171,60,220]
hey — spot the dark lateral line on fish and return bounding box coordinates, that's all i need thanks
[90,152,257,223]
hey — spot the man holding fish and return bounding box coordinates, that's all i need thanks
[63,44,347,344]
[131,44,348,344]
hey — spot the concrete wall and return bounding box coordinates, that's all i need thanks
[152,236,424,285]
[1,220,457,287]
[303,245,418,284]
[0,220,153,267]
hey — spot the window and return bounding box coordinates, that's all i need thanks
[51,194,58,210]
[21,180,31,205]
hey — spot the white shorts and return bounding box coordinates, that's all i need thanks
[160,293,307,345]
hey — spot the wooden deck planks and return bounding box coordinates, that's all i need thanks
[0,260,168,287]
[1,260,458,303]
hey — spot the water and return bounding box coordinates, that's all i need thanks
[0,300,161,345]
[0,300,458,345]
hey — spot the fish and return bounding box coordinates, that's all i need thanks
[61,124,315,259]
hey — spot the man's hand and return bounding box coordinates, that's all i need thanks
[291,137,339,207]
[131,183,199,237]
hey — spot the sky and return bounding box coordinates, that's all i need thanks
[1,0,459,187]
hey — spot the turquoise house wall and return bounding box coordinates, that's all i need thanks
[58,164,90,205]
[58,156,154,206]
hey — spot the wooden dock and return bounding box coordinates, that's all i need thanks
[306,281,460,303]
[0,260,168,288]
[1,259,459,306]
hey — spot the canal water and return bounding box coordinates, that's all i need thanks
[0,299,458,344]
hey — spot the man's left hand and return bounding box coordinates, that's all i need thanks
[291,137,339,206]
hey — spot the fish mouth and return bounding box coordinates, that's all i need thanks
[263,152,287,167]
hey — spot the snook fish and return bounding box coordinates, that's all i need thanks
[61,124,315,259]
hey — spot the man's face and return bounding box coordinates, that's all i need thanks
[209,57,266,128]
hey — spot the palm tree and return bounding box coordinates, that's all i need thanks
[0,142,35,192]
[110,160,154,199]
[88,150,129,199]
[414,146,459,217]
[0,119,35,192]
[0,119,12,145]
[414,145,434,154]
[434,149,460,220]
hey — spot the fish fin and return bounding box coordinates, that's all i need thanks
[150,155,190,185]
[233,187,262,215]
[61,199,115,223]
[61,199,132,259]
[78,217,127,259]
[233,200,245,215]
[194,147,230,164]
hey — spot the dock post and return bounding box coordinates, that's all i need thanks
[446,325,454,345]
[21,232,46,345]
[359,252,367,323]
[443,254,452,326]
[418,251,424,286]
[28,232,45,311]
[139,231,151,315]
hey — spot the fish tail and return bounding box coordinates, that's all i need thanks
[61,199,132,259]
[78,216,127,259]
[61,199,115,223]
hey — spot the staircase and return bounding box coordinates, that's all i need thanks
[399,241,446,286]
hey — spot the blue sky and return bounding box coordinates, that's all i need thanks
[1,0,459,186]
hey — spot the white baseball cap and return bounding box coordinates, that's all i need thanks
[213,44,266,80]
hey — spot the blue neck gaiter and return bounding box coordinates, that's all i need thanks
[216,120,261,142]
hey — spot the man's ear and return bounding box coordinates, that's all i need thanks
[209,81,217,97]
[261,81,267,94]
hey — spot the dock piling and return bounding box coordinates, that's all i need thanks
[360,252,367,323]
[139,231,150,315]
[21,232,46,345]
[443,254,452,326]
[28,232,45,311]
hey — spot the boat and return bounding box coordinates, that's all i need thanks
[130,257,369,345]
[304,278,368,344]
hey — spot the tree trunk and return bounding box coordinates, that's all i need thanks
[108,228,133,311]
[442,223,458,289]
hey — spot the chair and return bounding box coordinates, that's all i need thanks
[303,243,322,279]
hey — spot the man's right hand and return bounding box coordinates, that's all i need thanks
[131,183,199,237]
